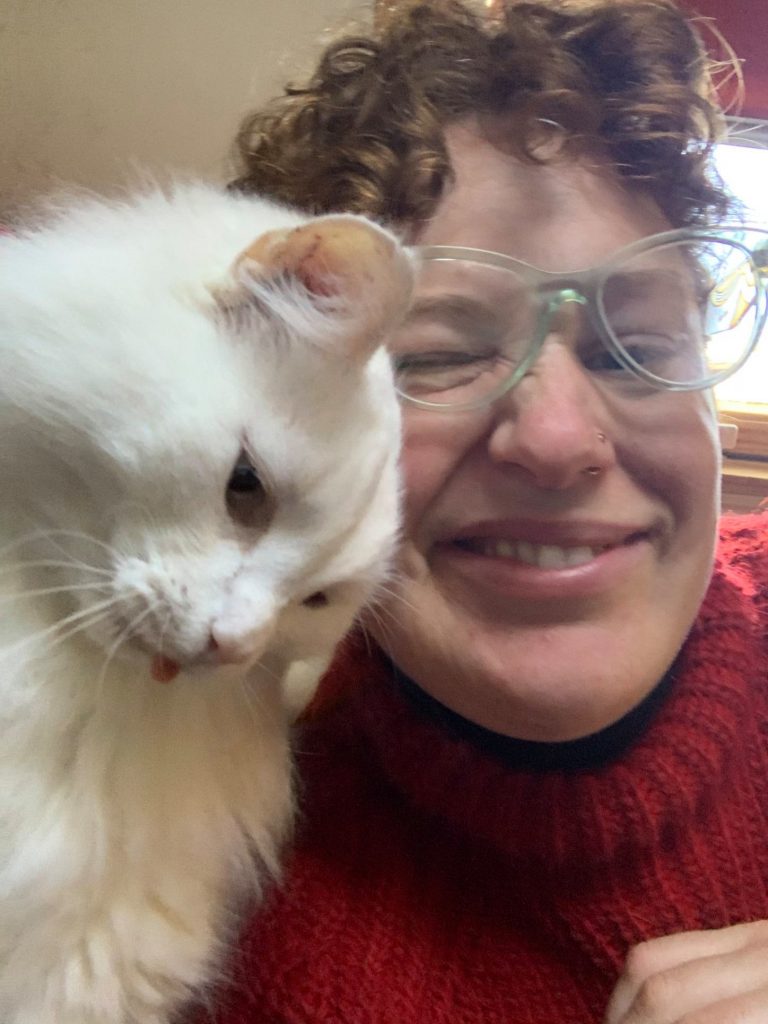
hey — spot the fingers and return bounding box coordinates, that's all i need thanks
[605,921,768,1024]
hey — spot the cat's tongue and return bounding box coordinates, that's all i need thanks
[150,654,180,683]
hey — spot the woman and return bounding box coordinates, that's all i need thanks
[203,2,768,1021]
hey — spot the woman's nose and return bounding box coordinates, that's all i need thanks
[486,339,615,490]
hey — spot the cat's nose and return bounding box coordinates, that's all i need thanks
[208,618,275,665]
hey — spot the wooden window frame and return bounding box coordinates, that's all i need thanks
[719,400,768,512]
[715,121,768,510]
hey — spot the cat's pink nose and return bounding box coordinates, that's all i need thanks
[208,619,275,665]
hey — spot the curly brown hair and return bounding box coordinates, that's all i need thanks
[231,0,731,229]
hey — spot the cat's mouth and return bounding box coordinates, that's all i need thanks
[106,612,187,682]
[108,606,274,683]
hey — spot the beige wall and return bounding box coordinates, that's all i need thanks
[0,0,365,213]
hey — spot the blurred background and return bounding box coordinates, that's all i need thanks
[0,0,360,210]
[2,1,766,207]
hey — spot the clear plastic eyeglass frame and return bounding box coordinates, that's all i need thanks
[396,225,768,411]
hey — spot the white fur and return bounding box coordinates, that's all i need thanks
[0,183,410,1023]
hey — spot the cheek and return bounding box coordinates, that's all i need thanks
[400,445,442,533]
[620,395,720,579]
[655,398,720,512]
[400,412,482,537]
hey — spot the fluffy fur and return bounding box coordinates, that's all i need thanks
[0,184,411,1023]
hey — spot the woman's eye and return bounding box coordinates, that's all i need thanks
[616,333,687,370]
[395,350,484,370]
[581,348,626,373]
[226,451,270,528]
[394,350,500,384]
[582,335,677,372]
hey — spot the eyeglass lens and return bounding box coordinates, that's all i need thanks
[600,239,760,388]
[392,238,762,407]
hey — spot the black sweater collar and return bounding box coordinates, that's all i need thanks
[394,662,676,773]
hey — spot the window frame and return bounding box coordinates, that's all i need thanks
[714,123,768,509]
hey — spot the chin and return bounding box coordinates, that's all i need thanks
[385,605,680,741]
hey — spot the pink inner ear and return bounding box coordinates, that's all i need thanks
[237,219,392,299]
[288,237,338,298]
[230,216,413,360]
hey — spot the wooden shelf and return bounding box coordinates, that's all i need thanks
[718,402,768,459]
[722,458,768,513]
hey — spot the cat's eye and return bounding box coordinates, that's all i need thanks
[226,451,270,529]
[302,591,329,609]
[228,461,262,494]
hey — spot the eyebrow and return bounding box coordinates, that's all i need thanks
[602,268,701,305]
[402,294,510,336]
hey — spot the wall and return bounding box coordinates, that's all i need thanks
[0,0,364,213]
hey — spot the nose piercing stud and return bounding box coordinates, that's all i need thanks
[584,431,607,474]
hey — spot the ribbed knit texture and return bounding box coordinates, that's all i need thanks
[198,513,768,1024]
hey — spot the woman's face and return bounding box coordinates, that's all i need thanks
[370,120,721,741]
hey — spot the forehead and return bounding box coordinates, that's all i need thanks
[417,118,672,270]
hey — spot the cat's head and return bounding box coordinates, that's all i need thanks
[0,186,413,680]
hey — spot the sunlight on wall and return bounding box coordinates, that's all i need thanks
[714,144,768,406]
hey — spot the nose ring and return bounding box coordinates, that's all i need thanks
[597,431,606,442]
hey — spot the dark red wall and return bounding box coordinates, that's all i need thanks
[679,1,768,119]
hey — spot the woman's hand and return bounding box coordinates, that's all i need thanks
[604,921,768,1023]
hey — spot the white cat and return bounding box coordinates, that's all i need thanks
[0,184,412,1023]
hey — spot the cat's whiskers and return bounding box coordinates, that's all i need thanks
[0,530,120,590]
[361,608,402,647]
[0,582,110,604]
[370,578,419,617]
[358,615,393,658]
[0,560,113,578]
[236,674,262,727]
[156,607,173,659]
[0,527,118,560]
[41,531,120,578]
[94,600,160,702]
[252,657,282,684]
[30,603,124,665]
[37,528,121,560]
[357,580,417,653]
[47,552,110,582]
[0,531,59,561]
[0,595,120,665]
[232,655,286,726]
[358,580,418,651]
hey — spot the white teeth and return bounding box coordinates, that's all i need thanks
[538,544,567,569]
[517,541,537,565]
[564,546,598,567]
[477,540,604,567]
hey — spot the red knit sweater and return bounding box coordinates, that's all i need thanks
[198,513,768,1024]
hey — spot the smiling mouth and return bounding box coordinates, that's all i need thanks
[452,532,650,570]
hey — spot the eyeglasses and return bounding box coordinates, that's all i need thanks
[393,226,768,411]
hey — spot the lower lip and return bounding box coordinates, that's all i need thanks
[433,536,653,601]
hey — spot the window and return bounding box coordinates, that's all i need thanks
[713,139,768,407]
[713,127,768,510]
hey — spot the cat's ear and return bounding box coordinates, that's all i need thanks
[225,215,414,362]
